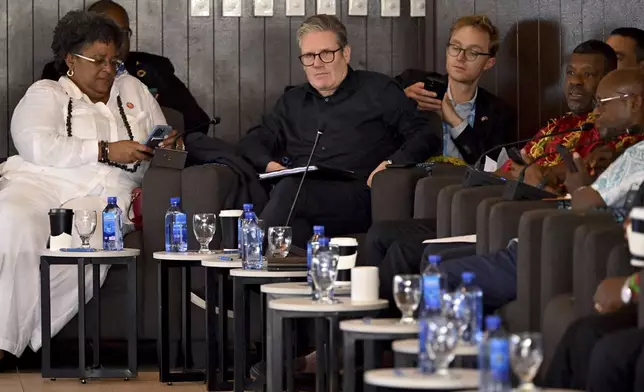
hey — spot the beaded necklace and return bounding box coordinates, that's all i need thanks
[66,95,140,173]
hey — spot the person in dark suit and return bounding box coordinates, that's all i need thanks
[41,0,212,138]
[396,15,516,165]
[363,15,516,273]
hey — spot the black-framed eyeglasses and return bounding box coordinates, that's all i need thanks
[593,93,634,109]
[121,27,133,38]
[446,43,491,62]
[298,47,343,67]
[73,53,124,69]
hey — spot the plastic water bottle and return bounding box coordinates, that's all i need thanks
[457,271,483,344]
[164,197,188,252]
[307,226,325,299]
[102,197,124,251]
[241,211,263,269]
[419,254,447,373]
[310,237,338,301]
[479,315,511,392]
[238,204,255,255]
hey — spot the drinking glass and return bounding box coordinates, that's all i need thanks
[310,245,339,304]
[268,226,292,258]
[510,333,544,391]
[193,213,217,253]
[74,210,97,249]
[442,292,472,342]
[392,274,422,324]
[425,314,459,376]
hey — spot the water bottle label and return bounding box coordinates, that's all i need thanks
[489,338,510,382]
[103,212,116,239]
[306,242,313,284]
[423,275,441,310]
[176,213,187,224]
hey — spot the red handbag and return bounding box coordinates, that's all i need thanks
[128,187,143,231]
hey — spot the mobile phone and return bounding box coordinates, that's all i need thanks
[145,125,173,148]
[386,162,417,169]
[424,72,448,101]
[507,147,527,165]
[556,144,578,173]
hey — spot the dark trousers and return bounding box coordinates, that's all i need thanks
[363,219,436,268]
[260,177,372,248]
[543,307,638,390]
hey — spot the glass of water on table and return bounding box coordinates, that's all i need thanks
[268,226,292,258]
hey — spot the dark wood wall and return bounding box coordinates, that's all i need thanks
[2,1,644,160]
[0,0,425,160]
[433,0,644,139]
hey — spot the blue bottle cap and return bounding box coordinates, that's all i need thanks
[485,315,501,331]
[461,271,475,284]
[107,196,117,204]
[318,237,330,247]
[170,197,180,205]
[243,203,253,211]
[244,212,254,220]
[428,255,441,265]
[313,225,325,234]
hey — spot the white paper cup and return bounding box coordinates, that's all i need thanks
[351,266,379,302]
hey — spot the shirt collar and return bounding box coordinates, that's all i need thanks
[58,76,119,105]
[447,84,478,106]
[305,65,358,98]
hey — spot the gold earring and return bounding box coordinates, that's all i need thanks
[67,68,74,77]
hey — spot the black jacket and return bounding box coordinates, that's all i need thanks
[41,52,212,135]
[396,68,517,164]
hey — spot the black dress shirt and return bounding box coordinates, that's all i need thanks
[239,67,442,179]
[395,69,517,163]
[41,52,212,135]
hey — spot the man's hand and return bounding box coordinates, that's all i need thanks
[265,161,286,173]
[441,96,464,128]
[107,141,154,163]
[564,152,593,193]
[367,161,389,188]
[584,145,617,175]
[404,82,442,112]
[593,276,629,313]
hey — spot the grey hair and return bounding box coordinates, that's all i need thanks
[296,14,348,48]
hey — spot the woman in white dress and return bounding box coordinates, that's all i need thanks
[0,10,180,361]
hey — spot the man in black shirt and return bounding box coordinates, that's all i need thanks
[41,0,211,137]
[239,14,442,246]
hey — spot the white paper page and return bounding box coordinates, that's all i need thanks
[484,156,497,172]
[422,234,477,244]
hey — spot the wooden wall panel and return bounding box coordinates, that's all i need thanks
[238,1,265,137]
[187,2,215,129]
[137,0,163,55]
[366,0,392,75]
[33,1,59,81]
[264,1,291,114]
[0,0,7,159]
[163,0,189,85]
[213,2,240,141]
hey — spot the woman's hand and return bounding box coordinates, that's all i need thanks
[593,276,629,314]
[158,129,185,150]
[108,140,153,163]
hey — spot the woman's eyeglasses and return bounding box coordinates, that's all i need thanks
[73,53,124,70]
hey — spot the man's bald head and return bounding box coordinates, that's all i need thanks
[595,68,644,131]
[87,1,131,59]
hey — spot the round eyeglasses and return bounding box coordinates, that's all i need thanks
[298,47,343,67]
[446,44,491,62]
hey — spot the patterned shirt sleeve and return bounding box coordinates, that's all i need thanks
[591,140,644,207]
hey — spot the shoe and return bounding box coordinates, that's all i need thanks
[191,288,206,310]
[249,357,308,381]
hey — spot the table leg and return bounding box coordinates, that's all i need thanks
[92,263,101,369]
[78,259,87,382]
[157,262,170,383]
[205,268,217,391]
[363,340,376,392]
[127,257,138,379]
[327,317,338,392]
[284,318,294,392]
[315,318,327,392]
[181,266,193,370]
[342,332,356,392]
[40,258,54,379]
[394,352,414,368]
[217,271,229,387]
[233,278,246,392]
[266,308,282,392]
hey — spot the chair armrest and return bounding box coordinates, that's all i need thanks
[639,270,644,328]
[513,209,575,332]
[181,163,237,249]
[450,186,505,236]
[475,197,504,255]
[574,225,627,316]
[371,167,428,222]
[486,200,558,254]
[413,176,462,220]
[540,212,615,319]
[606,243,635,277]
[429,163,467,177]
[436,184,464,237]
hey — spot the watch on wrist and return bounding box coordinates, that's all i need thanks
[386,160,393,165]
